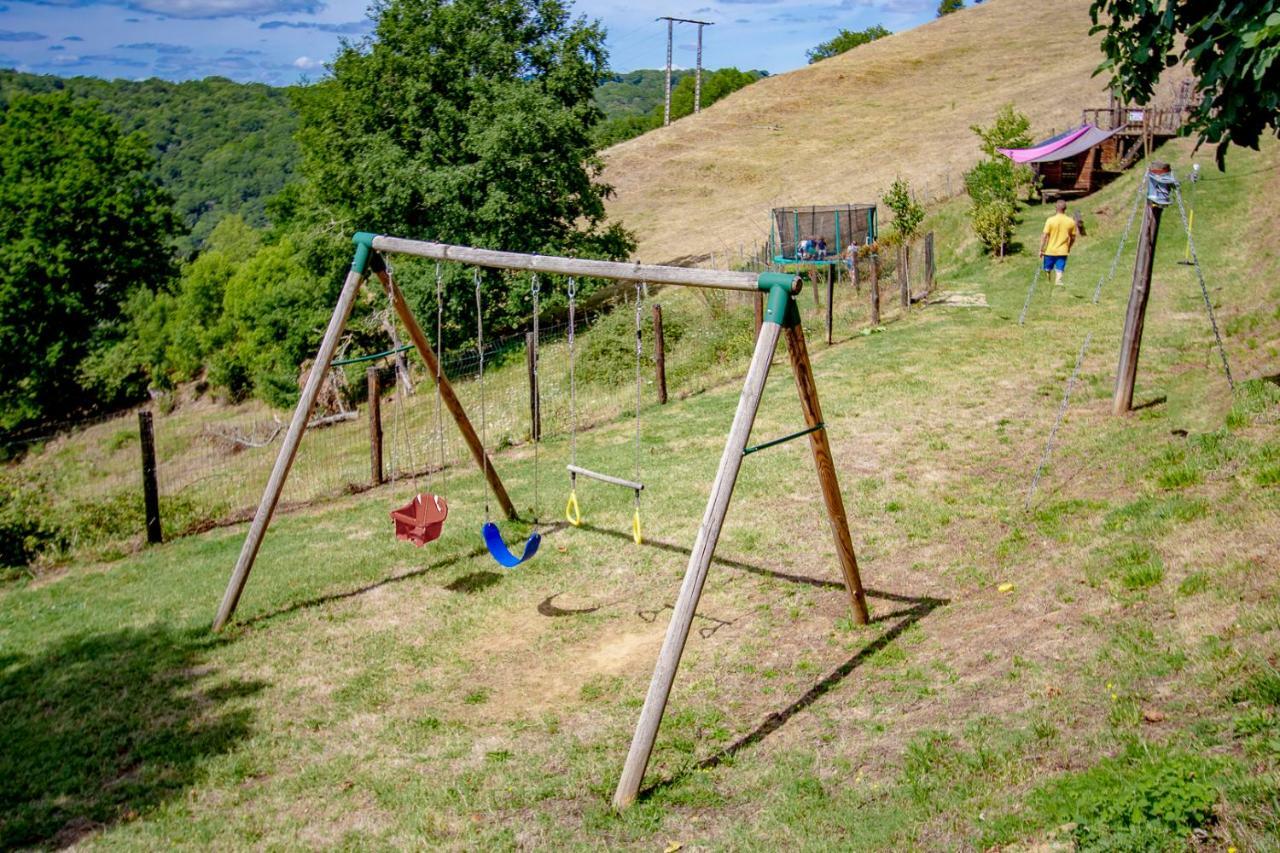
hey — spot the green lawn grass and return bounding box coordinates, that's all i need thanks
[2,139,1277,849]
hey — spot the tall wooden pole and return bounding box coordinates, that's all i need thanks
[367,366,383,486]
[783,324,869,623]
[614,316,783,810]
[138,410,162,545]
[869,254,881,326]
[652,304,668,404]
[214,266,367,631]
[825,264,835,345]
[898,243,910,310]
[694,23,704,114]
[525,331,541,441]
[1113,167,1165,415]
[377,270,517,520]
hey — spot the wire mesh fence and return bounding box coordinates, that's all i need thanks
[4,238,934,557]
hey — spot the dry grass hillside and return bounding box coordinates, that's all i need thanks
[603,0,1127,264]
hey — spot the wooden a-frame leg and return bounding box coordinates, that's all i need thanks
[783,323,870,624]
[376,271,517,520]
[612,318,783,810]
[213,267,367,631]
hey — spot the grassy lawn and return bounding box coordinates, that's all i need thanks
[2,139,1278,849]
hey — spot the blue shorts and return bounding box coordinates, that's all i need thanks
[1042,255,1067,272]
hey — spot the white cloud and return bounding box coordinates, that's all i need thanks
[292,54,322,69]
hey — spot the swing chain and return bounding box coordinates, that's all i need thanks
[474,267,490,524]
[1093,177,1146,304]
[567,276,577,468]
[1173,183,1234,390]
[633,282,644,545]
[531,273,540,528]
[435,261,447,499]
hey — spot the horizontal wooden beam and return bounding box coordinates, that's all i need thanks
[369,235,787,294]
[568,464,644,491]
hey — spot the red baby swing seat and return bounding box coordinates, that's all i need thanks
[390,493,449,546]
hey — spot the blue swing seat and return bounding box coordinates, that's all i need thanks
[481,521,541,568]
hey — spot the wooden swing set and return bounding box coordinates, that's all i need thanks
[212,231,871,810]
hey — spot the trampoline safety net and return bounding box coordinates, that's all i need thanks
[770,204,878,262]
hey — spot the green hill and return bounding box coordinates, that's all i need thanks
[0,70,299,252]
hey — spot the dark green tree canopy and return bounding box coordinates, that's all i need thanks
[294,0,631,260]
[0,92,178,430]
[1090,1,1280,164]
[937,0,964,16]
[807,25,891,64]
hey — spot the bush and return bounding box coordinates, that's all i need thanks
[1031,747,1221,850]
[0,469,64,569]
[881,178,925,248]
[965,105,1035,255]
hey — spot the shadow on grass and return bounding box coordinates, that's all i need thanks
[0,626,264,848]
[637,587,948,802]
[238,521,570,629]
[572,522,848,592]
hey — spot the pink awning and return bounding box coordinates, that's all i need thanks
[997,125,1092,164]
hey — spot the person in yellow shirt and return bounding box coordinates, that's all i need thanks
[1039,200,1079,287]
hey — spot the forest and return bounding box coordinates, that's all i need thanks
[0,9,768,441]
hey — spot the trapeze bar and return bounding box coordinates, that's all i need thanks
[742,422,825,456]
[368,234,778,294]
[330,343,414,367]
[567,464,645,491]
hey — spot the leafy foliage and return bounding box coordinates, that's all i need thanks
[1088,1,1280,165]
[1031,747,1220,850]
[964,105,1033,255]
[293,0,634,347]
[0,70,299,252]
[880,178,925,246]
[937,0,964,15]
[593,69,692,121]
[0,92,178,431]
[807,25,891,64]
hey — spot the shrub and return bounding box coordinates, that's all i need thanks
[0,469,65,569]
[1031,747,1221,850]
[881,178,925,248]
[965,105,1035,255]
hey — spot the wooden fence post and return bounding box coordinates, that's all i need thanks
[367,366,383,486]
[924,232,936,293]
[526,330,541,441]
[898,243,910,310]
[825,264,834,346]
[754,292,764,337]
[138,410,162,545]
[653,303,668,404]
[869,254,881,326]
[852,254,861,293]
[1113,168,1165,415]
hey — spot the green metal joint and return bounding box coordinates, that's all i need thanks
[743,422,825,456]
[351,231,377,274]
[763,282,802,328]
[756,271,797,293]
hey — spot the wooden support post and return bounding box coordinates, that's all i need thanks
[138,410,162,545]
[214,267,367,631]
[753,292,764,338]
[1113,184,1164,415]
[852,254,861,293]
[924,232,936,293]
[869,254,881,326]
[614,317,783,810]
[898,243,910,310]
[825,264,834,346]
[526,331,541,441]
[652,303,668,405]
[377,270,517,520]
[783,324,869,623]
[367,366,383,486]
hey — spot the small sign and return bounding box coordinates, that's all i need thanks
[1127,109,1145,122]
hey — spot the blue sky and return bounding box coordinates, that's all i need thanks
[0,0,938,86]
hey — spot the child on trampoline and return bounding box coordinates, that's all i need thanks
[1039,199,1078,287]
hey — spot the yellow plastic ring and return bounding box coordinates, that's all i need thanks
[565,491,582,527]
[631,508,643,545]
